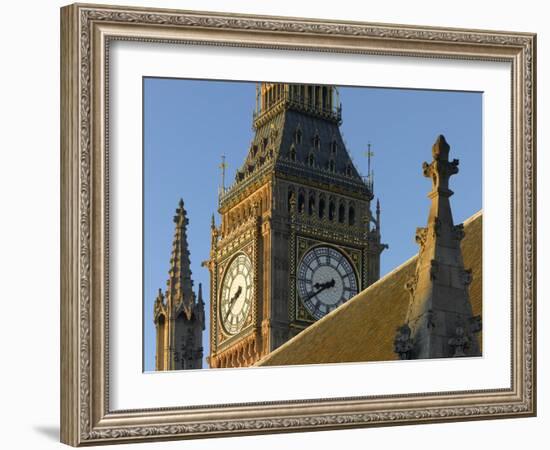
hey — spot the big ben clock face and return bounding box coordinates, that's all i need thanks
[220,253,253,335]
[297,246,358,320]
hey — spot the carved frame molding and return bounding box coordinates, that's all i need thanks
[60,3,536,446]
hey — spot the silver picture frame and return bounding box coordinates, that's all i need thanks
[60,3,536,445]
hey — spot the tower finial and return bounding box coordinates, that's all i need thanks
[366,142,373,175]
[211,213,216,229]
[423,134,458,196]
[219,154,227,191]
[174,198,187,223]
[432,134,450,161]
[365,142,375,192]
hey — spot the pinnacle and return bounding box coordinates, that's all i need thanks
[174,199,188,223]
[432,134,450,161]
[399,135,480,359]
[155,198,205,370]
[167,198,194,309]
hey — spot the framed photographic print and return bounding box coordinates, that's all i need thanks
[60,3,536,446]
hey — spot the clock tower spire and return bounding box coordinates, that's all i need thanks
[207,83,386,368]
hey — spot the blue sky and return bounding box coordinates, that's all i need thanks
[143,78,482,372]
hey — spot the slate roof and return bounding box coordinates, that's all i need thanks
[220,91,372,208]
[256,210,482,366]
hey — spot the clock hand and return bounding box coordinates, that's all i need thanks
[319,279,336,290]
[312,278,335,290]
[224,286,242,321]
[231,286,242,303]
[306,278,336,301]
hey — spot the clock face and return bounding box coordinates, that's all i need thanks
[297,246,359,320]
[220,253,253,335]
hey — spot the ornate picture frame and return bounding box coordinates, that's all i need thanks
[60,3,536,446]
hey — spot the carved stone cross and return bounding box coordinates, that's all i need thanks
[422,134,460,197]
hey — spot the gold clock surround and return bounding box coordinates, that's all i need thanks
[219,252,254,336]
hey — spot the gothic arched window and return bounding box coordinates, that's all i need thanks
[289,145,296,161]
[331,140,338,154]
[298,192,305,213]
[349,205,356,226]
[308,194,315,216]
[346,163,352,176]
[318,197,326,219]
[329,200,335,221]
[294,128,302,144]
[308,153,315,167]
[313,134,321,150]
[338,203,346,223]
[329,159,335,172]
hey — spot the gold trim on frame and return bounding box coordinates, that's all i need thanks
[60,3,536,446]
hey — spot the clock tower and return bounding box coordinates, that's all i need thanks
[206,83,386,368]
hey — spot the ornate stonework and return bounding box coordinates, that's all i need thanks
[397,136,481,360]
[154,199,205,370]
[207,82,386,367]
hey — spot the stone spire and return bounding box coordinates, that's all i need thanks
[166,198,195,319]
[154,199,205,370]
[395,135,481,360]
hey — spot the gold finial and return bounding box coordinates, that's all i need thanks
[219,154,227,190]
[365,142,375,176]
[364,142,375,191]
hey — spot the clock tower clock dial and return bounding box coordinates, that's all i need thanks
[220,253,253,335]
[297,246,358,320]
